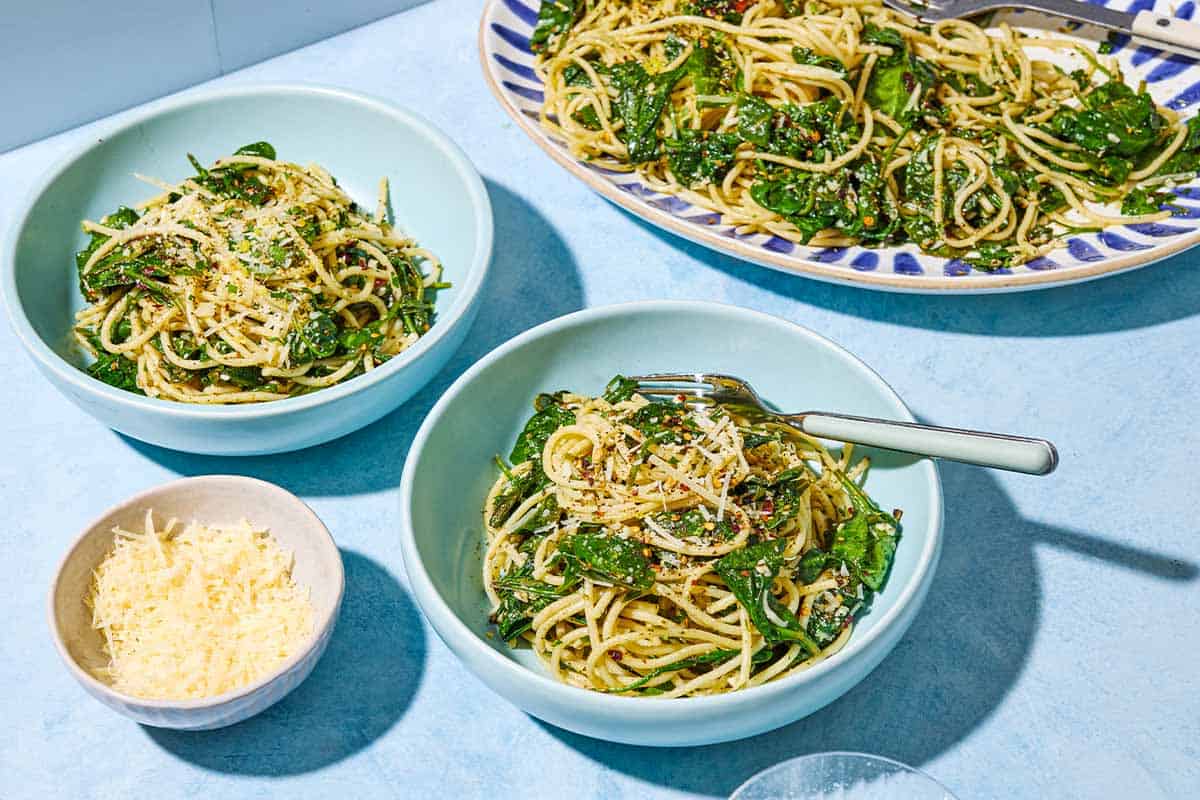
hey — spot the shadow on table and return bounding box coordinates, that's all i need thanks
[122,178,584,495]
[144,550,425,775]
[537,460,1196,796]
[620,209,1200,337]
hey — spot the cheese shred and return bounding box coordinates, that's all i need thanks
[88,511,314,700]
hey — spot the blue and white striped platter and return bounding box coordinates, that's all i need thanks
[480,0,1200,292]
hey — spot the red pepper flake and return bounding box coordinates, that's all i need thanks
[608,649,624,662]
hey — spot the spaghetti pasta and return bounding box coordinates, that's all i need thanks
[483,376,901,697]
[73,142,444,403]
[531,0,1200,269]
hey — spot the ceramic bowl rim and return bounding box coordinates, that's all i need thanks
[399,299,944,716]
[47,474,345,710]
[1,82,493,420]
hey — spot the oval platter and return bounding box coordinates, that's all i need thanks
[480,0,1200,292]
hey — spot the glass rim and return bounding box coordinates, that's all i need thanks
[730,751,959,800]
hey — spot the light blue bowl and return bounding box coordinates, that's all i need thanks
[399,301,944,747]
[1,84,492,455]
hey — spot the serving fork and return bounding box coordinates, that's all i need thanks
[880,0,1200,60]
[629,373,1058,475]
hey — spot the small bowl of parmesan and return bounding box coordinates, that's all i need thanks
[48,475,344,729]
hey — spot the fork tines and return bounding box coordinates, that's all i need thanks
[628,373,709,391]
[627,374,723,404]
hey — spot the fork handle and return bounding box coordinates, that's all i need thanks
[787,413,1058,475]
[1017,1,1200,60]
[1131,11,1200,56]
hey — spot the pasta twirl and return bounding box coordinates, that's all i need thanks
[73,142,445,403]
[532,0,1200,269]
[483,376,902,697]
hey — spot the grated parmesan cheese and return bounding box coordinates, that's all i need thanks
[88,511,314,700]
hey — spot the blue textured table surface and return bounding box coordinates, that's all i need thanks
[2,1,1198,797]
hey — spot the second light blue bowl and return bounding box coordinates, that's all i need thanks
[400,301,944,747]
[2,84,492,455]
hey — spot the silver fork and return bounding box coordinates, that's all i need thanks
[629,373,1058,475]
[880,0,1200,59]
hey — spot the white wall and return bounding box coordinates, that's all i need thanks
[0,0,429,152]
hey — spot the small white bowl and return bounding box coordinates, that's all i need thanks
[48,475,344,729]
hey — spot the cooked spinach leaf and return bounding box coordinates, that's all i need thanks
[830,471,900,592]
[627,400,696,445]
[489,458,549,528]
[80,250,197,303]
[714,539,821,654]
[232,141,276,160]
[84,334,142,394]
[608,60,688,162]
[649,507,734,541]
[76,206,139,273]
[288,310,340,363]
[531,0,582,55]
[169,331,207,360]
[679,37,737,102]
[737,94,775,148]
[740,427,782,449]
[1121,187,1171,216]
[602,374,639,404]
[791,46,846,77]
[806,600,853,647]
[862,24,935,124]
[962,242,1016,272]
[187,143,275,205]
[1153,116,1200,176]
[665,129,740,185]
[1046,82,1167,160]
[76,207,143,297]
[491,534,577,640]
[221,366,266,390]
[511,400,575,464]
[558,530,655,591]
[751,154,892,243]
[562,63,603,128]
[683,0,750,23]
